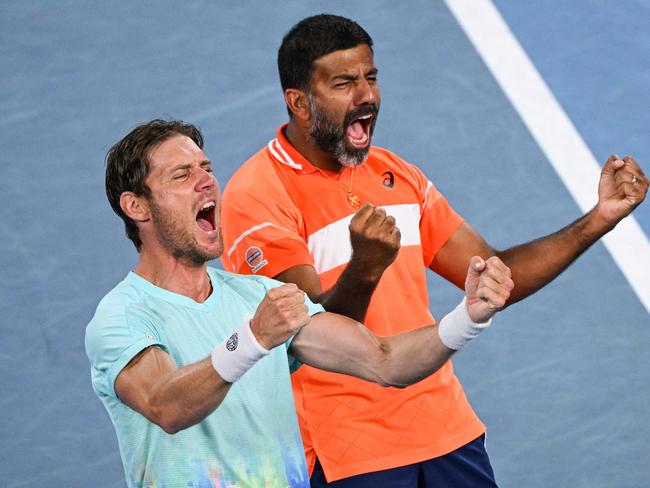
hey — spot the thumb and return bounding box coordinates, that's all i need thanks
[464,256,485,297]
[601,154,624,176]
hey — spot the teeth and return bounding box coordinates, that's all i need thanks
[202,201,215,210]
[357,114,372,120]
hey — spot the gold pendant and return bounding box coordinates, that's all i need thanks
[347,192,361,208]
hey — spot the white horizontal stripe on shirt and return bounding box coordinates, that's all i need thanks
[307,203,422,274]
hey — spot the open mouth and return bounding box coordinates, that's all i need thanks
[346,113,374,149]
[196,201,216,232]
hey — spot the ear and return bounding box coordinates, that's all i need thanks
[284,88,310,121]
[120,192,151,223]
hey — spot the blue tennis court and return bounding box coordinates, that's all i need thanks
[1,1,648,486]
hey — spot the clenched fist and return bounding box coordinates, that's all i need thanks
[464,256,514,323]
[348,204,401,280]
[596,155,648,225]
[250,283,311,349]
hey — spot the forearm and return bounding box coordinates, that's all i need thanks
[376,326,455,388]
[317,259,382,322]
[142,358,231,434]
[497,207,612,303]
[290,312,458,389]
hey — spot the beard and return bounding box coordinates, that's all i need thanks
[148,198,223,266]
[307,94,379,167]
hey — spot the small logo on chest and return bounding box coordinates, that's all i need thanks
[245,246,268,273]
[382,171,395,189]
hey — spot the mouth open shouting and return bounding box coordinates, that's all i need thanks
[196,200,218,235]
[347,112,374,149]
[308,96,380,167]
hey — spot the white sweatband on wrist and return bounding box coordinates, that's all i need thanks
[211,316,271,383]
[437,298,492,351]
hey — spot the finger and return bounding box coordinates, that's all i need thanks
[469,256,486,273]
[475,286,508,310]
[289,304,311,332]
[614,174,646,199]
[619,158,648,188]
[623,156,648,182]
[391,226,402,245]
[602,154,624,175]
[484,256,512,278]
[477,277,513,300]
[383,215,396,229]
[365,207,387,228]
[482,263,513,286]
[350,203,376,226]
[278,286,307,304]
[267,283,300,299]
[622,155,640,170]
[614,179,637,197]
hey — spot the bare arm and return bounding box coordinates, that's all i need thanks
[115,347,231,434]
[290,256,513,387]
[432,155,648,305]
[431,218,601,304]
[114,284,311,434]
[276,204,400,322]
[290,312,450,388]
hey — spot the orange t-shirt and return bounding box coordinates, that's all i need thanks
[221,125,485,482]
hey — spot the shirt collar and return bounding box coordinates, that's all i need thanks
[266,124,320,174]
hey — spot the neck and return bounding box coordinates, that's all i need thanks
[134,246,212,303]
[285,120,343,172]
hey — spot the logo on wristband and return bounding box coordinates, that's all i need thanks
[226,332,239,351]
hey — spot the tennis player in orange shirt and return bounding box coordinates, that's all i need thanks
[221,14,648,487]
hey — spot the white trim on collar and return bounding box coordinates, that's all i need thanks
[267,138,302,170]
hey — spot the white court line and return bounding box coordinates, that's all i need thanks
[445,0,650,314]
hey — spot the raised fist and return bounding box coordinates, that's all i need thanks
[464,256,514,323]
[348,204,401,280]
[249,283,310,349]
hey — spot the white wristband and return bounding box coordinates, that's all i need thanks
[437,298,492,350]
[211,317,271,383]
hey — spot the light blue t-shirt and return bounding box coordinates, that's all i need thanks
[85,267,323,488]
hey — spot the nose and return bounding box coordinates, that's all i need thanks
[195,167,217,193]
[354,78,378,106]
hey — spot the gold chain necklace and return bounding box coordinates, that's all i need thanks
[313,165,360,208]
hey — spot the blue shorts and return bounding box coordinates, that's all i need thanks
[310,435,498,487]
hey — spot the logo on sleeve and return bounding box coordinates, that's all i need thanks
[226,332,239,351]
[245,246,268,273]
[382,171,395,189]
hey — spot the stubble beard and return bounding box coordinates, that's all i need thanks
[307,94,379,168]
[149,198,223,266]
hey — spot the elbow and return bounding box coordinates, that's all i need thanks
[371,340,411,389]
[377,373,411,389]
[379,379,409,389]
[149,407,189,435]
[159,420,183,435]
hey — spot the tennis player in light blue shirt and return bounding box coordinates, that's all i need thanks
[87,269,320,486]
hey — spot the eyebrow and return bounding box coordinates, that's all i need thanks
[331,67,378,82]
[169,160,211,170]
[166,160,212,175]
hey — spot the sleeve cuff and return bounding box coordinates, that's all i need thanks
[107,339,166,398]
